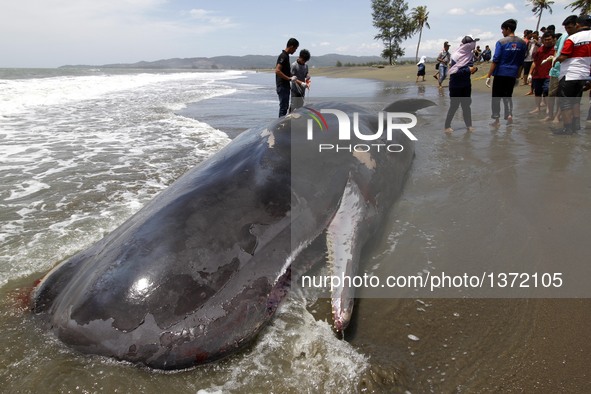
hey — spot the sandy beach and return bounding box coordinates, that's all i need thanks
[311,63,535,95]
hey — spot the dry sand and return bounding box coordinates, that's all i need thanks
[310,63,535,95]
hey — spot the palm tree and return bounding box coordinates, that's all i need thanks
[409,6,430,63]
[566,0,591,15]
[528,0,554,31]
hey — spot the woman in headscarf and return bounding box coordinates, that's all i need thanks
[444,36,479,132]
[416,55,427,82]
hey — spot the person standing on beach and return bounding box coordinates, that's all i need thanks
[289,49,311,112]
[434,42,451,88]
[527,32,555,114]
[275,38,299,117]
[444,36,479,133]
[523,31,540,96]
[485,19,527,127]
[521,30,534,87]
[546,15,578,122]
[553,15,591,135]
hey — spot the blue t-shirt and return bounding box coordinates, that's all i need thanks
[492,36,528,78]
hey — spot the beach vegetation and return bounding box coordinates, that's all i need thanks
[371,0,413,65]
[528,0,554,31]
[566,0,591,15]
[409,6,430,64]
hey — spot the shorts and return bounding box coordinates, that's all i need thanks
[523,61,533,76]
[548,76,560,97]
[532,78,549,97]
[558,77,586,110]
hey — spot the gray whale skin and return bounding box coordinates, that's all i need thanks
[31,99,434,369]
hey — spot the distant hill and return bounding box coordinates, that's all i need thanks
[61,54,393,70]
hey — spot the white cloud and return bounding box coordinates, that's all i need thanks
[472,3,518,16]
[463,29,496,42]
[0,1,239,67]
[329,42,382,56]
[360,42,382,51]
[0,0,565,68]
[190,9,210,18]
[411,39,445,54]
[188,8,234,27]
[448,8,467,15]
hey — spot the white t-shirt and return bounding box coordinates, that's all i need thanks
[559,29,591,81]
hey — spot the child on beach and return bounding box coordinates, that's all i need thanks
[416,56,427,82]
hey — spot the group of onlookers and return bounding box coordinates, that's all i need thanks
[473,45,492,63]
[276,17,591,138]
[274,38,312,117]
[439,15,591,135]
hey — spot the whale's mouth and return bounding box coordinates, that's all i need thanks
[332,297,354,333]
[326,175,370,333]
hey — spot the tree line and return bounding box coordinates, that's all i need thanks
[372,0,591,65]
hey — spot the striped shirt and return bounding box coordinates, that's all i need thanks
[559,29,591,81]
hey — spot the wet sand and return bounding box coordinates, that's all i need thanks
[346,298,591,392]
[306,66,591,392]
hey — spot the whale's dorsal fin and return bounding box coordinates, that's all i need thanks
[382,98,436,113]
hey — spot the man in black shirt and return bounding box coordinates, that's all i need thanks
[275,38,299,117]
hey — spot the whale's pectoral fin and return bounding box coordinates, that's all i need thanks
[326,174,372,333]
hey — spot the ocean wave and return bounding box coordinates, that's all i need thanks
[0,70,246,117]
[0,69,237,286]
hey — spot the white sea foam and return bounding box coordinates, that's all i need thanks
[0,70,244,117]
[0,69,241,286]
[5,180,51,201]
[198,296,368,392]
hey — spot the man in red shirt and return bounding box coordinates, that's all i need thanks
[527,32,555,114]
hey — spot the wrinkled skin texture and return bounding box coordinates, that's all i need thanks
[31,99,434,369]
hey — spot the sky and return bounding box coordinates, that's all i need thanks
[0,0,579,68]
